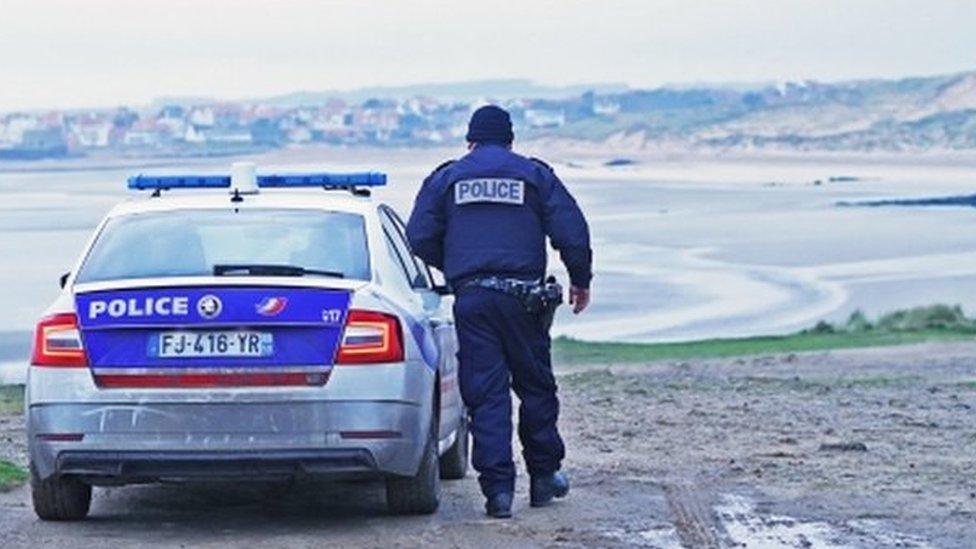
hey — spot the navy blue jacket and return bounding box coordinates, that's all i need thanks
[406,144,592,289]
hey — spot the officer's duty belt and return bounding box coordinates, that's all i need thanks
[462,276,563,329]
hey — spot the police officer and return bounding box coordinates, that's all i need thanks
[406,105,592,518]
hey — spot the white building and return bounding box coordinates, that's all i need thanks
[593,99,621,115]
[0,114,39,145]
[525,109,566,128]
[70,120,112,148]
[188,107,215,128]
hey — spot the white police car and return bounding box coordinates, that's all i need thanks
[27,163,466,520]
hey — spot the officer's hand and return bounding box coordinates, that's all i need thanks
[569,286,590,314]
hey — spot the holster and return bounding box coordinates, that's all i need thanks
[535,275,563,332]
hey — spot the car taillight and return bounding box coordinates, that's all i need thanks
[31,313,88,368]
[336,309,404,364]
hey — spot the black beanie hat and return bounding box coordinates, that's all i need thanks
[466,105,514,145]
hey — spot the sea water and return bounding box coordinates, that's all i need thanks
[2,152,975,358]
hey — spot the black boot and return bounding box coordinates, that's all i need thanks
[485,492,513,518]
[530,471,570,507]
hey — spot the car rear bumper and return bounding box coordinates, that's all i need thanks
[29,400,429,483]
[55,449,378,483]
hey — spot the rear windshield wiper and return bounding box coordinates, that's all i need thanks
[213,264,345,278]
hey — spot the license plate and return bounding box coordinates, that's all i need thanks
[155,331,273,358]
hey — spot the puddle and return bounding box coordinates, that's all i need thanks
[603,525,682,548]
[716,494,934,548]
[717,494,849,547]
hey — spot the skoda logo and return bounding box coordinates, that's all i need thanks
[197,295,222,319]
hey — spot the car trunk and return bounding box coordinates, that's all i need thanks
[74,285,350,388]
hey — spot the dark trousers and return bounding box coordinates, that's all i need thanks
[453,287,565,497]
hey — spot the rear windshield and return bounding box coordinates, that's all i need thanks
[76,209,370,282]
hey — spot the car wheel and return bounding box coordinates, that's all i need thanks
[386,416,441,515]
[438,414,468,480]
[30,463,92,521]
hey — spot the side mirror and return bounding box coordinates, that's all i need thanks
[432,284,452,296]
[426,266,451,295]
[59,272,70,289]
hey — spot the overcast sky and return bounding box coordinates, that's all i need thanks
[2,0,975,110]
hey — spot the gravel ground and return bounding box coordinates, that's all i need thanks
[1,341,975,548]
[0,413,25,468]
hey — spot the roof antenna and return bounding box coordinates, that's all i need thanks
[230,162,259,203]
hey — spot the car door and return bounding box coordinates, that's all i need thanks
[378,206,461,442]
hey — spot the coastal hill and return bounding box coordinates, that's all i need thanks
[527,71,976,152]
[1,71,974,158]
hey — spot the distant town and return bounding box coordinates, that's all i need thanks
[2,70,974,160]
[0,94,587,160]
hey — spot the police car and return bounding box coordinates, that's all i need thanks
[27,163,466,520]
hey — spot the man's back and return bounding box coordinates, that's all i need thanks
[407,143,591,290]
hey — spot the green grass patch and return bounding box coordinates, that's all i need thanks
[554,329,973,365]
[0,385,24,416]
[0,460,27,492]
[554,304,976,365]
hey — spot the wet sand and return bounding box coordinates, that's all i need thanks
[2,147,976,347]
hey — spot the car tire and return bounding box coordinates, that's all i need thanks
[30,464,92,521]
[438,414,468,480]
[386,417,440,515]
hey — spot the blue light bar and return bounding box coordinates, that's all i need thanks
[128,175,230,190]
[127,172,387,191]
[257,172,387,188]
